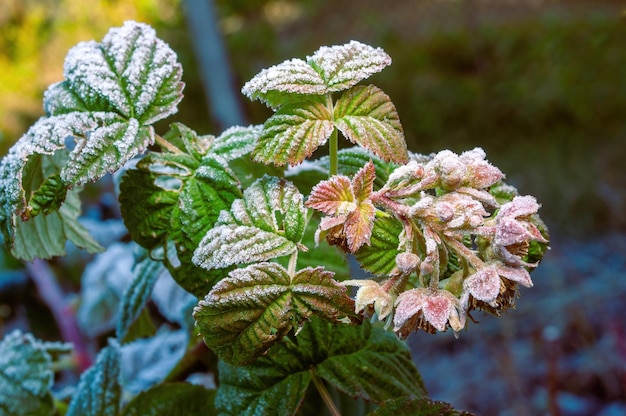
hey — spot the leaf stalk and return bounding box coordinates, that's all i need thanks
[310,370,341,416]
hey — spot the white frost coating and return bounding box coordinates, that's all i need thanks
[192,176,307,269]
[0,331,54,412]
[211,124,263,160]
[308,40,391,92]
[241,58,326,102]
[242,41,391,107]
[0,112,96,221]
[192,224,295,270]
[64,21,182,123]
[60,115,152,186]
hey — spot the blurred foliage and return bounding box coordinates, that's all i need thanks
[2,0,625,237]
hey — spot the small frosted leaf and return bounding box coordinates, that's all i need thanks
[241,58,326,108]
[308,40,392,92]
[116,255,163,342]
[307,175,354,215]
[192,176,308,269]
[210,124,263,161]
[0,331,58,416]
[193,263,355,365]
[352,160,376,202]
[67,341,122,416]
[252,102,334,166]
[120,128,241,296]
[334,85,407,164]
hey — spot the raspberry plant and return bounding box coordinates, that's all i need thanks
[0,21,549,415]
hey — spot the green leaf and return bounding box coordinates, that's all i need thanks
[122,383,217,416]
[193,176,308,270]
[10,189,102,261]
[67,341,122,416]
[0,21,183,260]
[193,262,355,365]
[211,124,263,161]
[116,254,163,341]
[252,102,334,166]
[354,216,403,275]
[371,398,474,416]
[216,318,425,415]
[242,41,391,109]
[334,85,407,164]
[0,331,62,416]
[120,125,242,296]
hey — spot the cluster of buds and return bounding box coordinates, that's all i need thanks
[309,148,549,338]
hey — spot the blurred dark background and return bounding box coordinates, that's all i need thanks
[1,0,625,414]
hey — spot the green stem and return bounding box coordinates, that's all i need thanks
[327,93,338,177]
[310,370,341,416]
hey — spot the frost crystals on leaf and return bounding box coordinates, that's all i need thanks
[242,40,391,109]
[307,161,377,252]
[193,176,308,270]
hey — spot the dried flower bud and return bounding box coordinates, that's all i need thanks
[343,279,394,320]
[396,252,421,274]
[459,263,534,327]
[493,195,548,266]
[394,288,462,336]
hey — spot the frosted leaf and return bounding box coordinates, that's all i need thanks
[192,224,297,269]
[67,341,122,416]
[307,162,377,253]
[78,242,136,337]
[119,328,188,394]
[0,22,183,259]
[193,176,308,270]
[59,21,183,124]
[0,331,60,416]
[210,124,263,161]
[193,262,355,365]
[306,175,354,215]
[242,58,326,107]
[308,41,391,92]
[252,102,334,166]
[334,85,407,164]
[242,41,390,109]
[116,253,164,341]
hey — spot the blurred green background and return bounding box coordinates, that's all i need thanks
[1,0,625,238]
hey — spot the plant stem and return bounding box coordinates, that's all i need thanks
[310,370,341,416]
[26,259,93,371]
[327,93,338,177]
[154,133,183,154]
